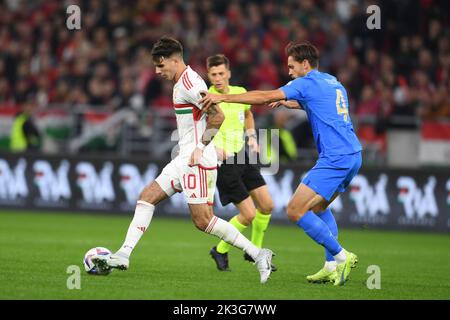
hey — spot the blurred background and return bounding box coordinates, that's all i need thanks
[0,0,448,167]
[1,1,450,300]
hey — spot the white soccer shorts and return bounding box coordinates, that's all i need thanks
[155,156,217,205]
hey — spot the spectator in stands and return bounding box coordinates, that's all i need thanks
[356,86,381,117]
[0,0,448,157]
[10,102,41,152]
[112,77,145,112]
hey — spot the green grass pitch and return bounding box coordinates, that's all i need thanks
[1,210,449,300]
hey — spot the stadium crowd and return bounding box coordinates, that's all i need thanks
[0,0,449,151]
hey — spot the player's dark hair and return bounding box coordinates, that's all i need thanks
[206,54,230,70]
[285,42,319,68]
[151,36,183,62]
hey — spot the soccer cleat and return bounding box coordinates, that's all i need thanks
[306,268,337,283]
[244,252,278,272]
[254,248,274,284]
[91,252,130,271]
[350,254,359,268]
[209,246,230,271]
[334,251,358,286]
[307,257,358,284]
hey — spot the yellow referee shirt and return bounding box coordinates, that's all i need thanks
[210,85,251,154]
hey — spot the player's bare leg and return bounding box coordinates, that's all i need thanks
[92,181,169,271]
[190,203,274,283]
[249,185,274,217]
[235,196,258,225]
[286,183,325,222]
[287,183,357,285]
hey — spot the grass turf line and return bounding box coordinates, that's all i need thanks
[0,210,449,299]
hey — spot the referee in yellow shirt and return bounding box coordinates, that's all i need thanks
[206,54,276,272]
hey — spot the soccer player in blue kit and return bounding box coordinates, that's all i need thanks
[200,42,361,286]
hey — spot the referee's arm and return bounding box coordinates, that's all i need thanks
[245,109,259,153]
[244,109,257,137]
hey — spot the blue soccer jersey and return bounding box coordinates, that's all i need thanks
[280,70,362,156]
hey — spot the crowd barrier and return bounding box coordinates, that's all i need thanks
[0,152,449,232]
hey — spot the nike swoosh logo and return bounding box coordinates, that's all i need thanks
[340,265,346,285]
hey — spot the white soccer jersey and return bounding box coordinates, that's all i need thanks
[172,66,217,167]
[154,66,218,204]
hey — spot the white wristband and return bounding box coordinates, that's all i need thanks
[197,142,206,150]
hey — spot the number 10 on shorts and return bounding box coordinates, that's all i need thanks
[183,174,197,190]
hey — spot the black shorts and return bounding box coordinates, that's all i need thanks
[216,152,266,206]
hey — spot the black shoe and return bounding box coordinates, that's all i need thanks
[244,252,278,272]
[210,246,230,271]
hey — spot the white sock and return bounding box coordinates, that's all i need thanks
[205,216,260,259]
[117,200,155,257]
[324,260,337,272]
[333,249,347,264]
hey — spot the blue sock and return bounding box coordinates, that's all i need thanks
[318,209,338,262]
[296,211,342,256]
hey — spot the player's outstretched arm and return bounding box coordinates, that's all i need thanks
[200,89,286,108]
[201,102,225,146]
[188,102,225,166]
[268,100,302,109]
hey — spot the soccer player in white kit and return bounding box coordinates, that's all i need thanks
[92,37,274,283]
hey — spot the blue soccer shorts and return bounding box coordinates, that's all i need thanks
[301,151,362,201]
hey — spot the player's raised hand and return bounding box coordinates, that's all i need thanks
[188,147,203,166]
[268,101,282,109]
[200,91,222,109]
[248,135,260,153]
